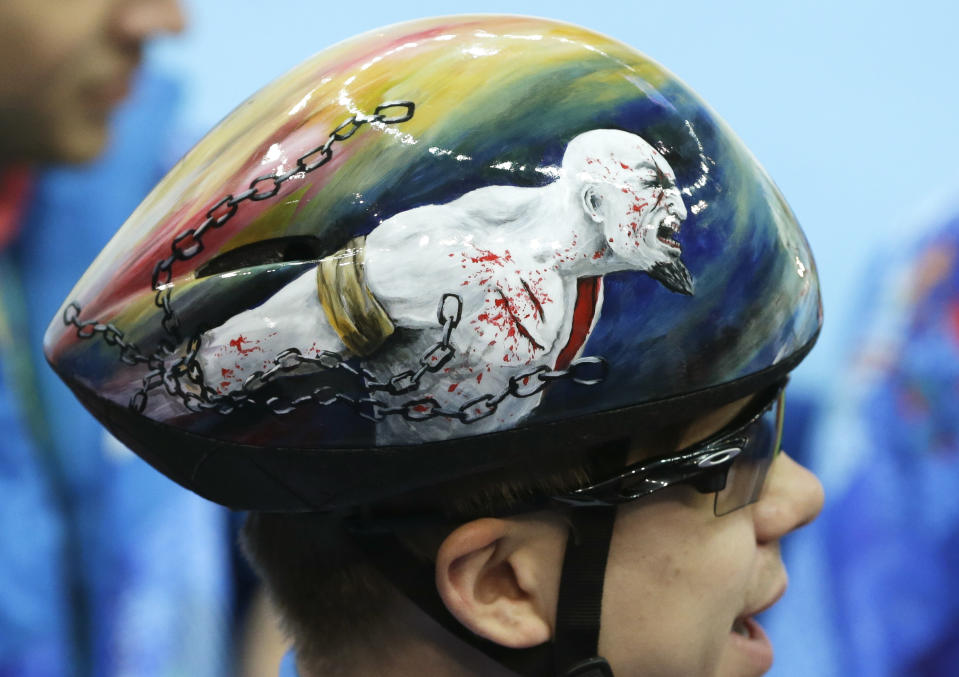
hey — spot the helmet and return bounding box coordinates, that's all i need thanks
[45,14,820,513]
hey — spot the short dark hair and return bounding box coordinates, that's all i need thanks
[241,426,686,672]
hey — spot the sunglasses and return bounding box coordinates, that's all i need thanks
[552,382,787,516]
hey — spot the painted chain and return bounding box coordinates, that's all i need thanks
[63,100,608,422]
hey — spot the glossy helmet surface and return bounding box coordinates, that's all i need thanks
[45,15,821,511]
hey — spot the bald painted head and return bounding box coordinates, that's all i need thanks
[564,129,693,294]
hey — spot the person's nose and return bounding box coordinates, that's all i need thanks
[753,452,824,544]
[666,188,687,221]
[111,0,186,43]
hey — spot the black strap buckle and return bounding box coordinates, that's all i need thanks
[563,656,614,677]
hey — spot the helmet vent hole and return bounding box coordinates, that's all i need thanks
[195,236,324,278]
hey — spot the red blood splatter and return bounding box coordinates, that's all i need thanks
[619,162,629,169]
[448,382,459,392]
[220,381,230,388]
[413,404,429,413]
[470,248,504,264]
[221,367,234,378]
[592,250,604,260]
[229,335,260,356]
[476,373,483,384]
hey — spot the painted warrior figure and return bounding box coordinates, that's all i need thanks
[194,129,693,441]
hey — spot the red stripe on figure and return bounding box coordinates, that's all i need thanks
[554,276,602,370]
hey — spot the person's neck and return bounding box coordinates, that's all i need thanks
[299,597,518,677]
[517,181,609,279]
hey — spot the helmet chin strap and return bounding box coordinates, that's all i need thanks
[552,505,618,677]
[348,503,619,677]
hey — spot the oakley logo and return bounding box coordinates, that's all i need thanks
[697,448,742,468]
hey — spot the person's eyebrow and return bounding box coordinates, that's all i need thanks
[649,161,675,187]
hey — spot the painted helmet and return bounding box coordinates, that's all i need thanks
[45,15,821,512]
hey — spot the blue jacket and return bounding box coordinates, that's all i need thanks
[0,70,232,677]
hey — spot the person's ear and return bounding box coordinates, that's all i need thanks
[582,185,605,224]
[435,515,567,649]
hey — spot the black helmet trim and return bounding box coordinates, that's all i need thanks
[54,328,817,512]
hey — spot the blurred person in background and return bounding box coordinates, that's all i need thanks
[0,2,242,676]
[764,204,959,677]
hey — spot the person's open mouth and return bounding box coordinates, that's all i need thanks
[729,584,786,673]
[657,221,681,250]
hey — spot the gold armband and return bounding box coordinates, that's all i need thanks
[316,236,395,356]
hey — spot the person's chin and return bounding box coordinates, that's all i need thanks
[47,113,111,164]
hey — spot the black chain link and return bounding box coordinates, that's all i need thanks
[151,100,416,344]
[63,302,154,367]
[67,102,415,412]
[62,98,609,423]
[168,290,608,423]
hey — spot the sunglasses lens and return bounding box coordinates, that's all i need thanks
[713,389,785,516]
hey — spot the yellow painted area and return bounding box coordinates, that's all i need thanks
[74,16,680,312]
[133,16,669,228]
[226,186,311,249]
